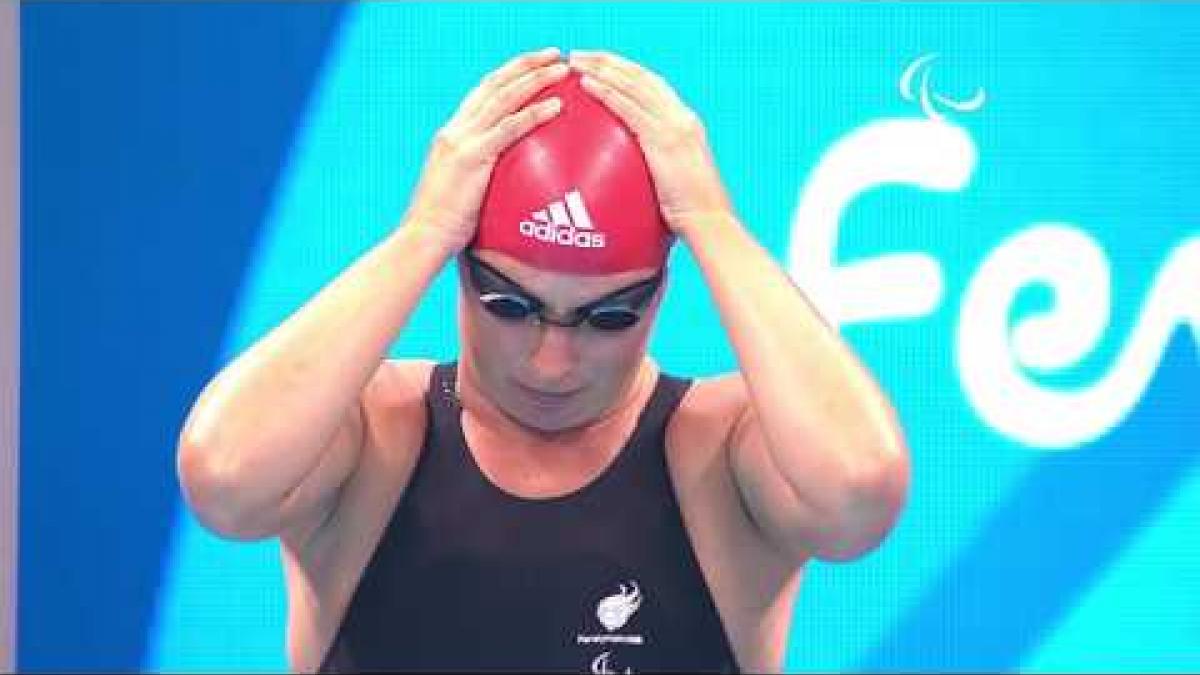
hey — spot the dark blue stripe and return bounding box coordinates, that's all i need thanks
[20,2,346,669]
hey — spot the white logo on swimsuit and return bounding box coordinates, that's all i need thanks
[576,580,646,646]
[518,188,606,249]
[591,650,633,674]
[596,581,642,631]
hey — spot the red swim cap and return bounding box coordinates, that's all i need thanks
[473,70,672,276]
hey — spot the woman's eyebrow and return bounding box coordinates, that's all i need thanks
[472,259,538,296]
[486,271,533,296]
[574,275,661,310]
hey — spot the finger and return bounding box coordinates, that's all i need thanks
[570,61,666,118]
[570,50,678,109]
[570,49,645,80]
[570,62,653,116]
[466,61,570,130]
[484,46,562,92]
[455,47,562,124]
[480,97,563,156]
[578,74,659,139]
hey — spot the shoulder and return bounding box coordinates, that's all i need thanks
[367,358,437,403]
[284,358,438,554]
[357,358,438,466]
[367,357,439,398]
[361,358,438,423]
[667,371,750,449]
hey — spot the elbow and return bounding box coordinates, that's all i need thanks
[176,434,279,542]
[816,442,911,562]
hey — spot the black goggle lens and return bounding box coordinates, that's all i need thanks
[479,293,642,331]
[479,293,536,321]
[584,307,640,330]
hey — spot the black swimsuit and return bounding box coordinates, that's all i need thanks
[320,362,739,673]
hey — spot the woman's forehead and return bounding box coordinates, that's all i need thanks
[474,249,660,301]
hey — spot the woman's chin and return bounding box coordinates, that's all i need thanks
[503,400,594,437]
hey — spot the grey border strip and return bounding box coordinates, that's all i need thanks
[0,1,18,671]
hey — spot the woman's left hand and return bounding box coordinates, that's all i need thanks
[568,50,735,237]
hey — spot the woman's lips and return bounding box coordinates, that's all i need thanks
[516,382,580,406]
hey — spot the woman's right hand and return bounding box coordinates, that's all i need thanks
[404,47,570,255]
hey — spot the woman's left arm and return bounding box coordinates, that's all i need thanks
[570,50,910,563]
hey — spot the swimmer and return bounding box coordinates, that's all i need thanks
[176,47,910,673]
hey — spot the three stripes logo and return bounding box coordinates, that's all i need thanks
[518,188,606,249]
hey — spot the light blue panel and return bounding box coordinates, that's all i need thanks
[149,3,1200,671]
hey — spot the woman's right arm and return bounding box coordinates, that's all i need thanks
[176,47,570,541]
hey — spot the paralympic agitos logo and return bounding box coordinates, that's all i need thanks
[787,53,1199,450]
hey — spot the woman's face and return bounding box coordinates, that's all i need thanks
[457,250,665,434]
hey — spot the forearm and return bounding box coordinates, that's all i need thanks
[179,220,451,509]
[681,213,908,523]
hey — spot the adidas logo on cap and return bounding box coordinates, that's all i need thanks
[518,189,606,249]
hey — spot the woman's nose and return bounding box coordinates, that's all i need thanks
[527,323,578,381]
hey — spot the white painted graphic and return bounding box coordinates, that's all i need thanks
[957,227,1200,448]
[788,56,1199,449]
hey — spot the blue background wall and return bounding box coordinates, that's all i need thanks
[19,3,1199,672]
